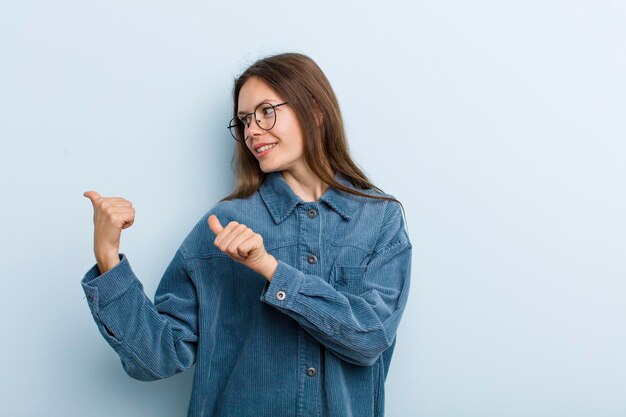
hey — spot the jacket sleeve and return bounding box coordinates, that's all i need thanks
[81,248,199,381]
[259,201,412,367]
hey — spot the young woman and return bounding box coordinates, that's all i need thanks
[82,52,412,417]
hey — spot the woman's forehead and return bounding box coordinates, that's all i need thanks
[237,77,283,113]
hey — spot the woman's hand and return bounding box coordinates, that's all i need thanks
[208,214,278,281]
[83,191,135,273]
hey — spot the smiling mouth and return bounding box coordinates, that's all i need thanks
[255,143,277,153]
[255,143,277,157]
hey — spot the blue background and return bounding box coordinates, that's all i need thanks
[1,1,625,415]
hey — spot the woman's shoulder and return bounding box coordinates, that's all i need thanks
[340,180,403,217]
[351,187,398,202]
[338,183,409,250]
[336,173,398,200]
[178,194,262,258]
[210,193,261,216]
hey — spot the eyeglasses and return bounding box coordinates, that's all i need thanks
[227,101,289,142]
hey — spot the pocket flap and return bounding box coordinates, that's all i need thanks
[334,265,367,284]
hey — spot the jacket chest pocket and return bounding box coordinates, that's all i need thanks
[332,265,368,295]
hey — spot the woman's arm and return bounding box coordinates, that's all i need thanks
[207,200,412,367]
[82,191,199,380]
[260,202,412,367]
[81,249,199,381]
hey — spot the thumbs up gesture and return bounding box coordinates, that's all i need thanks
[208,214,278,281]
[83,191,135,273]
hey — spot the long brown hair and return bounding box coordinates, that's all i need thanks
[220,52,406,222]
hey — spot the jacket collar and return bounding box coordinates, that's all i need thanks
[259,171,358,224]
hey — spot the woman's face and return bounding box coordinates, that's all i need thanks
[238,77,306,175]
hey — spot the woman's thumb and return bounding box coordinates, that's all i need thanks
[208,214,223,235]
[83,191,101,205]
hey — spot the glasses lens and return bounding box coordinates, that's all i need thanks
[255,103,277,130]
[228,118,246,142]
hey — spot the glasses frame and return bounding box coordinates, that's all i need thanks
[227,101,289,142]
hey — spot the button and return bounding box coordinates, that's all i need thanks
[276,291,286,301]
[306,367,316,377]
[307,209,317,218]
[307,254,317,264]
[87,294,93,302]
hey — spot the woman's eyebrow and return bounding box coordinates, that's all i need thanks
[237,99,276,116]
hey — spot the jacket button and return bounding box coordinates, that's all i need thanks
[306,367,316,377]
[307,255,317,264]
[87,294,93,302]
[276,291,286,301]
[307,209,317,218]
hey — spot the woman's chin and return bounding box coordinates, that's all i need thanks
[259,164,279,173]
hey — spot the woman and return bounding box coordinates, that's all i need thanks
[82,52,412,417]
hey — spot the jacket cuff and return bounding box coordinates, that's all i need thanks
[260,260,304,310]
[81,253,138,316]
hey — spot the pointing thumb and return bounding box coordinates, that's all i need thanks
[208,214,223,235]
[83,191,101,205]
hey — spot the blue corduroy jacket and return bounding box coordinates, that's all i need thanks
[82,170,412,417]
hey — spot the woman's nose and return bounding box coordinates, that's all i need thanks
[246,117,264,137]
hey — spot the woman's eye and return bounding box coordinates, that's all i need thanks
[262,107,275,116]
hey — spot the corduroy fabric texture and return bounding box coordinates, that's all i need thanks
[82,170,412,417]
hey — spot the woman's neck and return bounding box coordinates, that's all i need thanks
[280,168,330,203]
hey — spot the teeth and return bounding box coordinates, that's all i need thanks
[256,143,277,153]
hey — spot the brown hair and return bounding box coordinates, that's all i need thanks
[220,52,406,221]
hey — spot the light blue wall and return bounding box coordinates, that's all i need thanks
[1,1,624,416]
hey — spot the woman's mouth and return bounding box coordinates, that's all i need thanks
[255,143,277,158]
